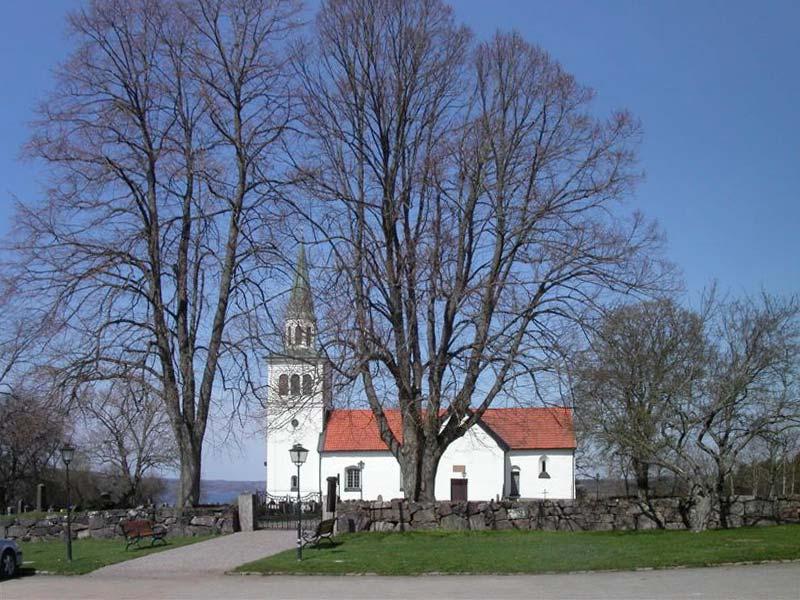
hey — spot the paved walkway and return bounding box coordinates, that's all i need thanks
[2,562,799,599]
[90,529,295,578]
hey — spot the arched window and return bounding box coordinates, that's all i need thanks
[510,466,521,498]
[306,326,312,346]
[286,326,292,346]
[539,456,550,479]
[302,374,313,395]
[278,374,288,395]
[290,475,298,491]
[290,374,300,395]
[295,324,304,346]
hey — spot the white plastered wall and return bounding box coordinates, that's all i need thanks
[435,425,505,501]
[323,425,507,502]
[321,452,402,501]
[505,449,575,499]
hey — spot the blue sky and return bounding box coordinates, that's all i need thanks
[1,1,798,480]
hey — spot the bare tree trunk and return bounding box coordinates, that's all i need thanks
[633,458,650,498]
[782,455,787,496]
[418,444,443,503]
[716,473,730,529]
[688,487,713,532]
[177,437,202,507]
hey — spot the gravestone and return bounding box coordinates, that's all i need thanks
[238,493,257,532]
[17,500,23,515]
[36,484,46,512]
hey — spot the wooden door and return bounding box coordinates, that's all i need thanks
[451,478,468,501]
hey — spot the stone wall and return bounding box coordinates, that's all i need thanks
[0,505,238,542]
[336,496,800,533]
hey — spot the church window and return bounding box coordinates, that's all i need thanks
[306,326,312,346]
[510,466,521,497]
[295,324,304,346]
[539,456,550,479]
[344,466,361,491]
[290,475,298,491]
[290,374,300,395]
[302,374,313,395]
[278,374,288,395]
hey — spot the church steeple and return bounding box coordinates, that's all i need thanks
[284,247,317,353]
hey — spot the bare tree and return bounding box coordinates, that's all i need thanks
[573,299,707,499]
[0,388,68,509]
[4,0,299,507]
[292,0,665,500]
[0,291,45,392]
[647,294,800,530]
[697,295,799,525]
[80,379,177,506]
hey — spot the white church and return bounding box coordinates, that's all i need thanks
[266,251,576,502]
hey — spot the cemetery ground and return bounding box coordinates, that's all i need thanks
[236,524,800,576]
[18,535,212,575]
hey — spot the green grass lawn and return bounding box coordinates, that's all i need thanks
[19,535,213,575]
[236,525,800,575]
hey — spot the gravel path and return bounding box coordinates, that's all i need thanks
[88,530,295,578]
[3,563,799,599]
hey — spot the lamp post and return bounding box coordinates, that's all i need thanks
[289,443,308,562]
[60,444,75,562]
[357,461,365,501]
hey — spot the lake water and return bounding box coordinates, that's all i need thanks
[159,479,265,505]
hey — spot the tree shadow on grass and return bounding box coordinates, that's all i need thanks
[305,540,342,552]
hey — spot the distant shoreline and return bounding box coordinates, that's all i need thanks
[158,478,265,505]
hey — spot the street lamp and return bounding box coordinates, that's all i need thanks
[357,460,365,501]
[60,444,76,562]
[289,443,308,561]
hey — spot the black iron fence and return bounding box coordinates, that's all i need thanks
[256,491,322,529]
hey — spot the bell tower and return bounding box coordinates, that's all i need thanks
[265,247,331,497]
[284,246,317,354]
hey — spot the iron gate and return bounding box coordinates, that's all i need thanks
[256,491,322,530]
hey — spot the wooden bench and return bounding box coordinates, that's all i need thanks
[121,519,167,550]
[301,518,336,548]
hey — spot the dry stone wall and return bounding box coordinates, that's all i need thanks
[1,505,238,542]
[336,496,800,533]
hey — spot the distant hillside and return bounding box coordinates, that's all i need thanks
[159,479,264,505]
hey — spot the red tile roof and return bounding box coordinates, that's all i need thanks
[321,407,575,452]
[322,409,403,451]
[480,407,576,450]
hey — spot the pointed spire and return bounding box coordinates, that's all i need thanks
[286,246,316,323]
